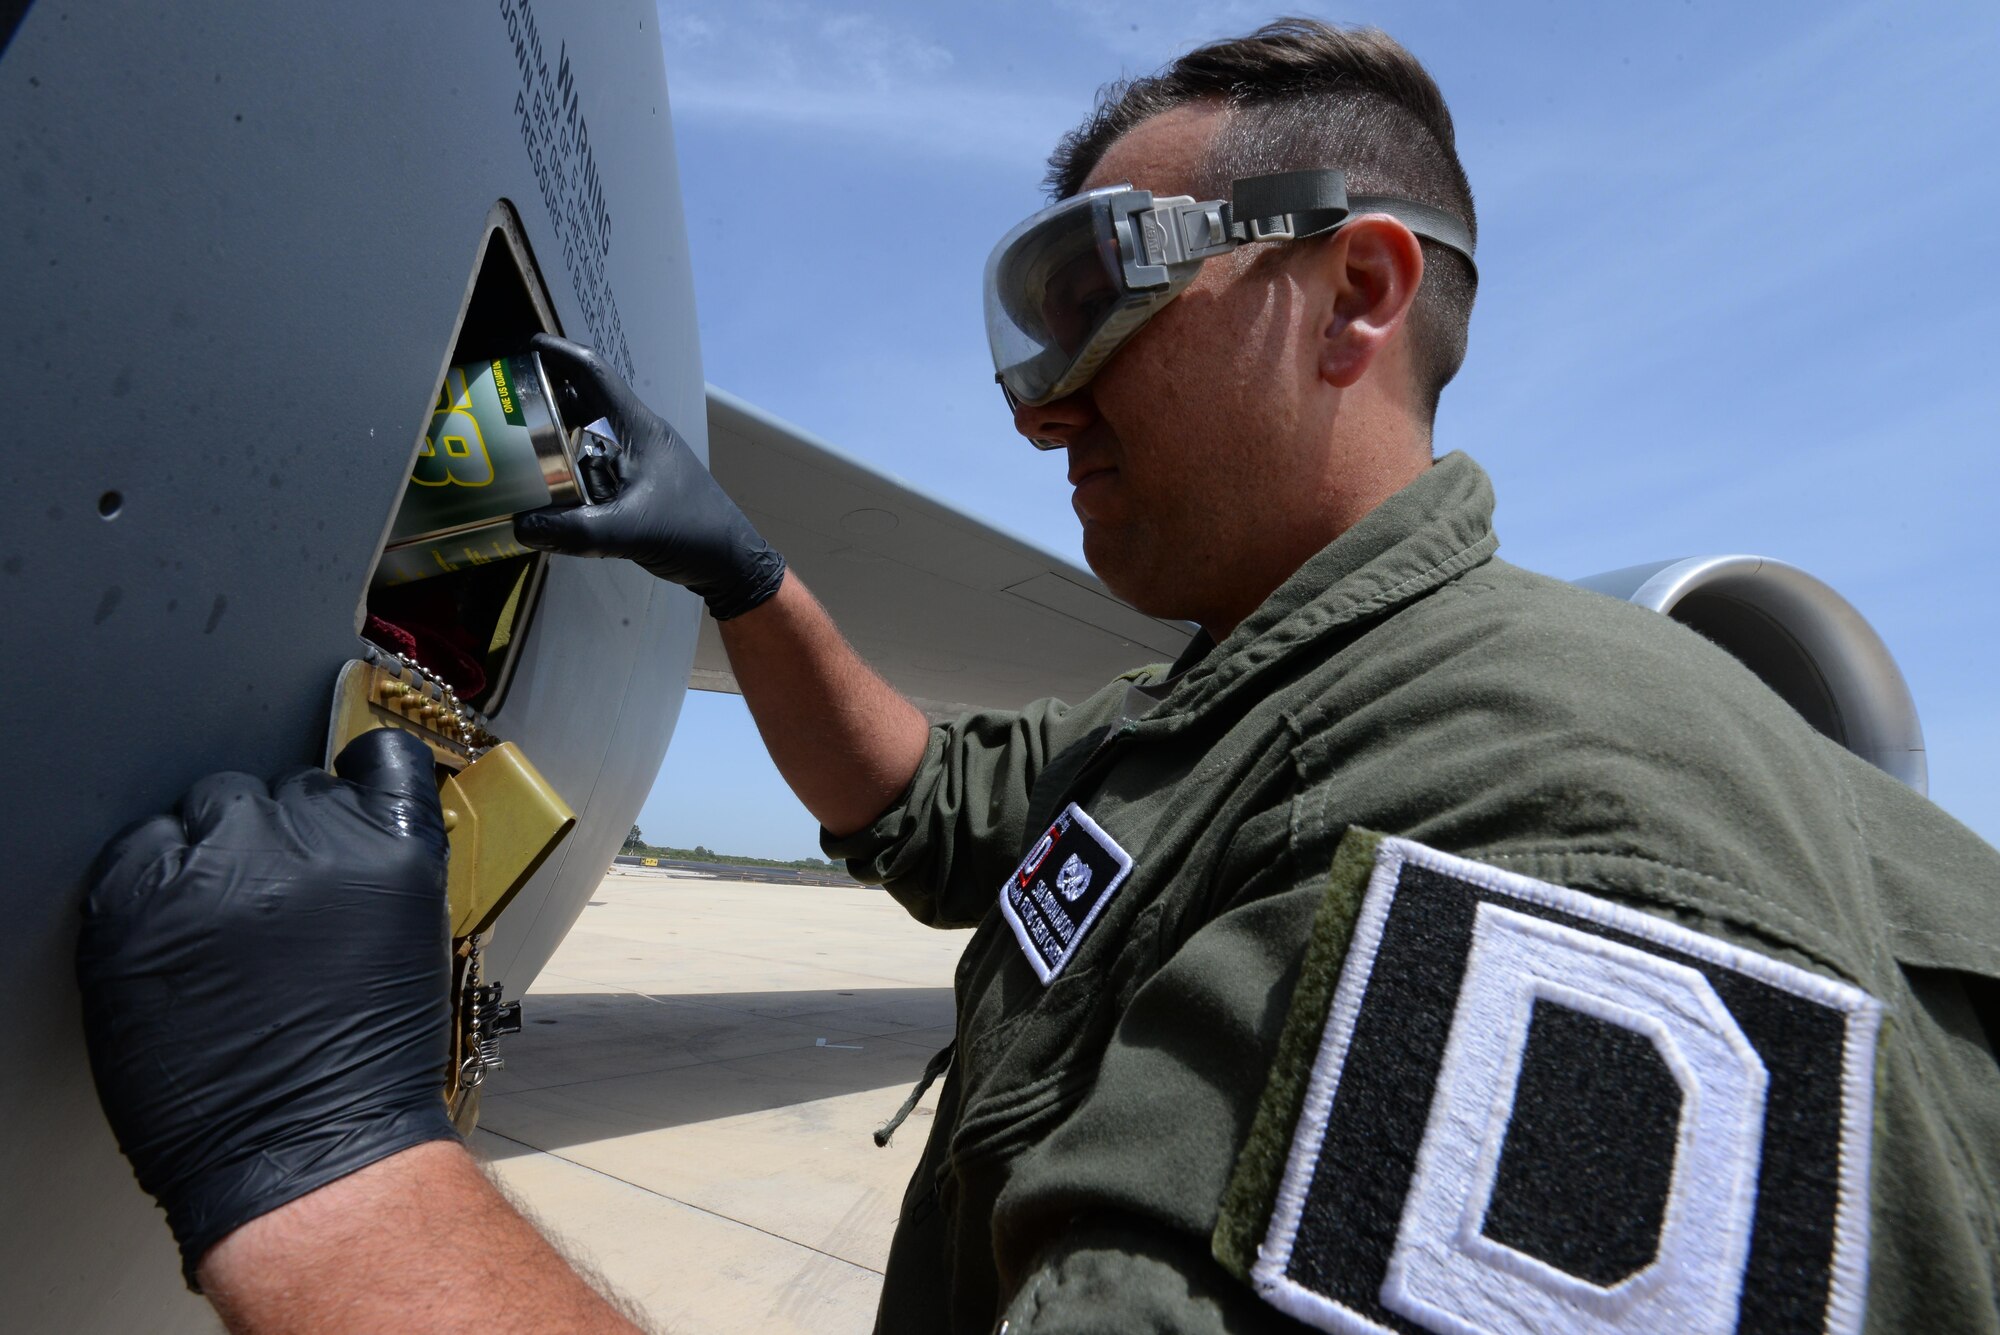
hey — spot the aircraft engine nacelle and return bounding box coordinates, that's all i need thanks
[1574,556,1927,794]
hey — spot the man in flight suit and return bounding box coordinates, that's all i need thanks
[75,19,2000,1335]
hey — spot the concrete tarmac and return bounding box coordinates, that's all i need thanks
[472,867,966,1332]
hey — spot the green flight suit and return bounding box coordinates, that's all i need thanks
[827,452,2000,1334]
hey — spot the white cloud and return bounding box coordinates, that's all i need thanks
[669,79,1070,168]
[818,11,954,86]
[661,9,718,49]
[658,0,1065,166]
[661,1,950,87]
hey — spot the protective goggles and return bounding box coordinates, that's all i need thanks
[984,168,1476,445]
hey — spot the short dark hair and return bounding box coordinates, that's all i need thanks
[1047,19,1477,422]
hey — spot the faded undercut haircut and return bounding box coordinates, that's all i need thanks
[1048,19,1478,423]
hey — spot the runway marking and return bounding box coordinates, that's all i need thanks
[478,1126,886,1277]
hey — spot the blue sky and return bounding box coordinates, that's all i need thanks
[637,0,2000,858]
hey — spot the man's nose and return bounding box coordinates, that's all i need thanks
[1012,388,1099,448]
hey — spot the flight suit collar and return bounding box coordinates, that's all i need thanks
[1148,450,1499,725]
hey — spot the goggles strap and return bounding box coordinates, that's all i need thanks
[1223,169,1479,275]
[1347,195,1479,275]
[1227,169,1353,242]
[1122,171,1476,284]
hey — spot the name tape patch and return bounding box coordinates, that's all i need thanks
[998,802,1133,984]
[1250,836,1882,1335]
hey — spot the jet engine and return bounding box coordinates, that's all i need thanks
[1575,556,1926,793]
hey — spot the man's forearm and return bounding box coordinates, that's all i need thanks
[716,571,931,836]
[200,1141,645,1335]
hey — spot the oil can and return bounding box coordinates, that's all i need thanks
[375,353,582,585]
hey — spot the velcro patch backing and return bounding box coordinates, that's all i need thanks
[998,802,1133,985]
[1217,834,1881,1335]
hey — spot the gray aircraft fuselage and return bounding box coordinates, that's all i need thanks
[2,3,700,1326]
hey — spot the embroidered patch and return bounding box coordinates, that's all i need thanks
[1241,836,1881,1335]
[998,802,1134,984]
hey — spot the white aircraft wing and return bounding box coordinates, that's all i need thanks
[699,387,1194,717]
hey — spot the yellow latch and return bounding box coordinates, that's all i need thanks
[439,742,576,938]
[324,656,576,937]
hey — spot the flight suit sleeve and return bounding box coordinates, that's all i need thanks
[1002,814,2000,1335]
[822,680,1137,929]
[1000,1218,1294,1335]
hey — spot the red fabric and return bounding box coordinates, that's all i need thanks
[363,614,418,661]
[363,610,487,698]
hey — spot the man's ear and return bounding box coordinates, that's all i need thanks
[1309,215,1425,390]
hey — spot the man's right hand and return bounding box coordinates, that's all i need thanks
[518,338,925,838]
[514,333,787,621]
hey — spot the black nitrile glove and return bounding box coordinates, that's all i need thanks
[514,333,787,620]
[76,728,458,1288]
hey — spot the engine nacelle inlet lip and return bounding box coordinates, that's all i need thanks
[1573,555,1927,795]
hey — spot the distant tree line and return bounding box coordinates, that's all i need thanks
[621,825,847,874]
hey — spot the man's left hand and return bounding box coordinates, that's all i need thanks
[75,728,460,1287]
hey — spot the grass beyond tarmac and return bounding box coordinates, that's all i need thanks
[621,827,845,876]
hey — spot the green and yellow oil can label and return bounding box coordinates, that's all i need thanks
[378,354,577,585]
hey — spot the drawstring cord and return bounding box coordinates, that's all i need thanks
[874,1039,955,1147]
